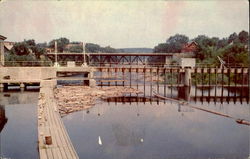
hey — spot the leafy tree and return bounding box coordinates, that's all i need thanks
[217,38,228,48]
[25,39,36,46]
[153,43,169,53]
[37,42,47,48]
[238,30,249,44]
[10,39,46,59]
[102,46,117,53]
[228,32,238,44]
[153,34,189,53]
[11,42,30,56]
[167,34,189,44]
[166,34,189,53]
[49,37,70,52]
[85,43,101,53]
[69,45,83,53]
[222,43,248,65]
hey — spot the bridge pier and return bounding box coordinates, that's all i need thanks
[178,86,191,101]
[180,68,192,87]
[20,83,25,91]
[0,83,4,92]
[0,83,8,92]
[0,40,5,66]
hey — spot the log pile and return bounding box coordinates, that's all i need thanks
[54,86,142,116]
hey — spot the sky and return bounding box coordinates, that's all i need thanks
[0,0,249,48]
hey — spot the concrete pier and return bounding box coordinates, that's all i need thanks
[184,68,192,87]
[0,67,96,89]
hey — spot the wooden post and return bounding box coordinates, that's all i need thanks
[157,67,159,93]
[164,68,166,97]
[130,66,132,88]
[100,68,103,87]
[248,68,250,103]
[45,136,52,145]
[201,68,204,97]
[228,67,231,98]
[208,68,211,98]
[215,67,217,101]
[143,66,146,97]
[170,68,173,98]
[115,67,117,86]
[241,67,244,101]
[221,67,224,102]
[234,68,237,101]
[136,68,139,89]
[195,68,197,101]
[122,67,125,86]
[150,67,152,97]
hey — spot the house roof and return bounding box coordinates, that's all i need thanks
[185,41,198,47]
[0,35,7,41]
[4,41,14,50]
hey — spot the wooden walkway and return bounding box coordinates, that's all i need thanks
[38,80,79,159]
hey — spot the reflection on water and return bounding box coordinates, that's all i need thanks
[0,106,8,133]
[112,124,145,147]
[0,91,38,159]
[63,87,250,159]
[104,96,160,103]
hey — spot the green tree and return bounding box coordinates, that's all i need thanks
[228,32,238,44]
[166,34,189,53]
[222,43,248,66]
[11,42,30,56]
[69,45,83,53]
[153,34,189,53]
[85,43,101,53]
[102,46,117,53]
[238,30,249,44]
[153,43,169,53]
[49,37,70,52]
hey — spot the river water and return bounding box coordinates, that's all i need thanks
[62,85,249,159]
[0,91,39,159]
[0,85,249,159]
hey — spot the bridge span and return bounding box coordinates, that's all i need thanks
[46,52,174,65]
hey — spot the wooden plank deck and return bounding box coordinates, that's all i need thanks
[38,80,79,159]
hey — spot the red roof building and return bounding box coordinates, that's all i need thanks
[181,41,198,53]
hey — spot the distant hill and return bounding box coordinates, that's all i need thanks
[117,48,153,53]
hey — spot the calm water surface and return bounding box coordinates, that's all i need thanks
[0,91,38,159]
[63,86,250,159]
[0,85,249,159]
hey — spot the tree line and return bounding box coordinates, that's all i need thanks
[153,30,249,67]
[5,31,249,67]
[6,37,118,63]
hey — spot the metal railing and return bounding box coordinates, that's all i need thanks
[2,61,247,69]
[4,61,53,67]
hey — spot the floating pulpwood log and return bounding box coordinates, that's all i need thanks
[153,91,250,126]
[54,86,142,116]
[236,119,250,126]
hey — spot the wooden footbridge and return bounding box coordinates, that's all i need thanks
[38,80,79,159]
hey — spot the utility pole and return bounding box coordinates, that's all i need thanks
[54,41,59,67]
[82,42,87,66]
